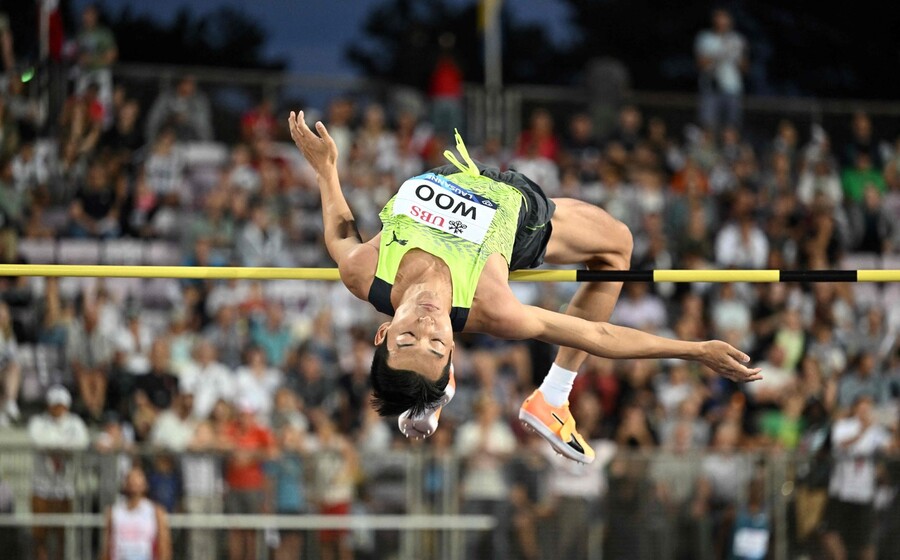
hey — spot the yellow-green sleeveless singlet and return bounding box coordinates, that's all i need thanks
[367,170,525,331]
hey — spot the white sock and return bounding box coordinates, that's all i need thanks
[538,363,578,407]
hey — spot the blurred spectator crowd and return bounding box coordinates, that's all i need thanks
[0,5,900,560]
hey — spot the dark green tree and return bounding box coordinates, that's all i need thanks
[93,3,285,69]
[349,0,900,99]
[560,0,900,98]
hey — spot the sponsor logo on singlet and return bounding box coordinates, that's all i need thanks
[393,173,499,244]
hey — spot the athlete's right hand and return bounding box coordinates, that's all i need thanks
[288,110,338,175]
[697,340,763,383]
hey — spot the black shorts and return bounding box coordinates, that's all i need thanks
[822,498,876,550]
[428,164,556,270]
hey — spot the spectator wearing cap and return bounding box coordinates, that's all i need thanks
[28,386,90,560]
[222,398,278,560]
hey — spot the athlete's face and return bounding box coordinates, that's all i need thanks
[374,293,454,381]
[123,468,148,498]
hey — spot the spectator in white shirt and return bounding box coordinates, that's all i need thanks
[611,281,668,331]
[28,386,90,560]
[711,282,752,348]
[179,339,234,420]
[797,157,843,207]
[508,143,560,197]
[150,389,197,452]
[113,307,153,376]
[233,346,283,423]
[745,344,796,405]
[715,192,769,269]
[822,396,893,560]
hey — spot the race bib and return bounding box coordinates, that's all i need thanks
[393,173,499,244]
[732,527,769,559]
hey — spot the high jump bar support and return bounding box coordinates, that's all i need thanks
[0,265,898,282]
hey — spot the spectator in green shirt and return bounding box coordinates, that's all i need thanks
[841,152,886,203]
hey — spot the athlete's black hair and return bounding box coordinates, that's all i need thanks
[370,340,452,417]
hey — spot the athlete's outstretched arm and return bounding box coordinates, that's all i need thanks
[493,304,762,383]
[288,111,361,266]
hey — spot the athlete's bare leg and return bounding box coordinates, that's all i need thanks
[543,198,633,371]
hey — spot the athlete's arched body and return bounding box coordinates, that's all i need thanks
[289,111,761,463]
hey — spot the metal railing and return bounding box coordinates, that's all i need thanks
[1,444,899,560]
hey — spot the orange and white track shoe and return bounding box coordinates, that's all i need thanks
[398,367,456,440]
[519,389,595,464]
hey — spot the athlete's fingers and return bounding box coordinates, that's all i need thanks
[728,345,750,363]
[288,111,303,141]
[295,110,315,138]
[315,121,331,139]
[731,360,762,382]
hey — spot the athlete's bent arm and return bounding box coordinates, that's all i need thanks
[288,111,362,267]
[494,304,762,383]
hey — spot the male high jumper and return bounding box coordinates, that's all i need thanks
[288,111,761,463]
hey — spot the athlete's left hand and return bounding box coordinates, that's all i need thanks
[288,110,338,175]
[698,340,763,383]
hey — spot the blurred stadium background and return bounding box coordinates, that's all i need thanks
[0,1,899,559]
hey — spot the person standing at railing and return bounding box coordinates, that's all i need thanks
[74,4,117,127]
[27,385,90,560]
[308,410,358,560]
[694,8,747,133]
[266,422,309,560]
[456,393,516,559]
[222,398,279,560]
[821,395,894,560]
[692,421,753,560]
[101,465,172,560]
